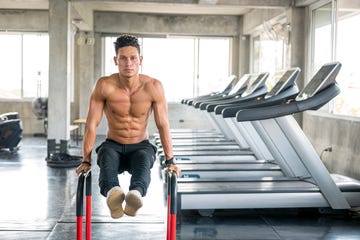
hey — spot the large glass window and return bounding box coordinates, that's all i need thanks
[198,38,230,96]
[141,37,195,102]
[334,9,360,116]
[0,33,49,99]
[309,0,360,117]
[312,2,333,74]
[104,36,230,102]
[251,22,290,89]
[0,34,22,98]
[22,34,49,98]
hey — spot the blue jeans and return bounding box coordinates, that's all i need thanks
[96,139,157,197]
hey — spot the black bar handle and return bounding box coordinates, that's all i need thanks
[170,172,177,215]
[76,173,85,217]
[85,171,92,197]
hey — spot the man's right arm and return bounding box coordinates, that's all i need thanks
[76,79,105,174]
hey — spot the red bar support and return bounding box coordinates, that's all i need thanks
[85,171,92,240]
[166,171,177,240]
[167,196,171,240]
[86,196,92,240]
[166,170,172,240]
[76,216,83,240]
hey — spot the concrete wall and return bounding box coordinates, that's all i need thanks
[243,8,286,35]
[94,12,239,36]
[303,112,360,180]
[0,9,48,31]
[0,99,77,135]
[0,101,45,135]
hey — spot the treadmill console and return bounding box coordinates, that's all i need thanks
[296,62,341,101]
[221,75,239,94]
[241,72,269,97]
[227,74,251,96]
[265,68,301,98]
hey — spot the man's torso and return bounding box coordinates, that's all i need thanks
[101,74,154,144]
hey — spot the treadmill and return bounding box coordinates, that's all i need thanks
[156,73,269,161]
[175,62,360,211]
[192,74,253,108]
[196,72,269,110]
[154,73,253,145]
[182,74,239,105]
[153,75,251,153]
[157,69,300,164]
[168,69,301,179]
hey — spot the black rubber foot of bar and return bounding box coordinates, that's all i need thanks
[46,153,82,168]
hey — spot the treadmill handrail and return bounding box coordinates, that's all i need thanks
[214,68,301,115]
[192,74,251,108]
[236,84,340,122]
[194,72,268,109]
[182,75,238,104]
[219,84,299,117]
[206,86,268,112]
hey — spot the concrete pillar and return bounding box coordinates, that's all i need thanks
[287,7,306,126]
[238,16,250,76]
[47,0,80,167]
[77,31,95,119]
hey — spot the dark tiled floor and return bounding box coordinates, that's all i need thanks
[0,136,360,240]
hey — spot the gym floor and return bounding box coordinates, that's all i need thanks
[0,136,360,240]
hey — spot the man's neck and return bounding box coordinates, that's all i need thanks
[118,73,141,91]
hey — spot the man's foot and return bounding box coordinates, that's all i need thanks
[124,190,143,216]
[106,186,125,219]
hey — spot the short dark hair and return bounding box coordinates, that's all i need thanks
[113,34,140,54]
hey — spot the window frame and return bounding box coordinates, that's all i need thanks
[0,32,49,101]
[249,17,291,88]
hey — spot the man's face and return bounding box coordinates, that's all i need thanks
[114,46,143,78]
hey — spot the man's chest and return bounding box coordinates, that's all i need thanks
[106,92,152,117]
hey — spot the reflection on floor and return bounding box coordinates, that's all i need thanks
[0,136,359,240]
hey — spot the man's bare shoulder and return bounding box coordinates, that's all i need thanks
[140,74,163,89]
[96,73,118,86]
[92,74,118,99]
[140,74,165,101]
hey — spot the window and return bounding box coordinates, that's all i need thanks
[334,7,360,116]
[311,2,333,74]
[251,21,290,89]
[104,36,230,102]
[0,34,22,98]
[309,0,360,117]
[197,38,230,96]
[141,37,195,102]
[0,33,49,99]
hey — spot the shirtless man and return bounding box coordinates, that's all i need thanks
[76,34,180,219]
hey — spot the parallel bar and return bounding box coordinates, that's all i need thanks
[85,171,92,240]
[166,171,177,240]
[76,174,85,240]
[76,170,92,240]
[170,173,177,240]
[166,172,171,240]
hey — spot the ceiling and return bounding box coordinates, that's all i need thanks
[0,0,318,31]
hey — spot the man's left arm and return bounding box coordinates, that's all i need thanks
[152,80,180,176]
